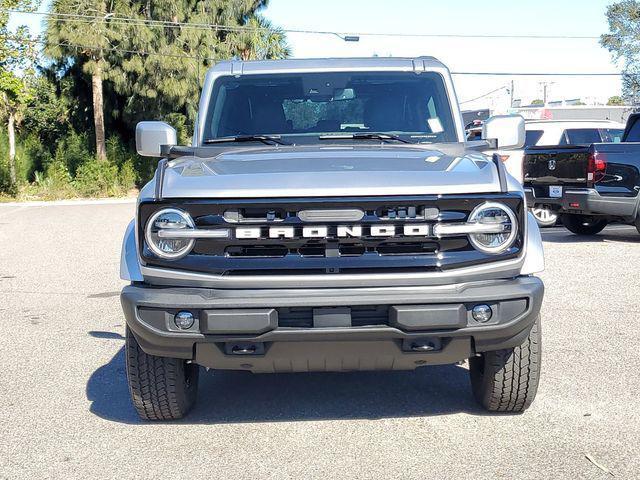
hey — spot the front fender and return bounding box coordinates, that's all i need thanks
[120,219,143,282]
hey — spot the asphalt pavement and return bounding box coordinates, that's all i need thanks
[0,201,638,479]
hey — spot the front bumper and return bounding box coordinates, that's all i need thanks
[525,186,638,218]
[121,276,543,373]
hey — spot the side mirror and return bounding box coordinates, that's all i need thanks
[136,121,177,157]
[482,115,525,149]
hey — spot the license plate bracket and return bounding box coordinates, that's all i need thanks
[549,185,563,198]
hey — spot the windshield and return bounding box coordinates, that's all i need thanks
[203,72,457,143]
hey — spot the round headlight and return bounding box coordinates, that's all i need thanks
[145,208,195,260]
[468,202,518,254]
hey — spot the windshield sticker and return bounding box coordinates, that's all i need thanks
[427,118,444,134]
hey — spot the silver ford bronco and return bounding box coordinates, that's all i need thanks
[120,57,545,420]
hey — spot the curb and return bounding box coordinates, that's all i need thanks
[0,197,137,207]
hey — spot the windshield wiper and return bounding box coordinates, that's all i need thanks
[318,133,412,144]
[204,135,290,145]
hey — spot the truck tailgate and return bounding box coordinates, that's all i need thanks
[523,145,590,187]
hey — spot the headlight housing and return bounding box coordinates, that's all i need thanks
[467,202,518,254]
[145,208,195,260]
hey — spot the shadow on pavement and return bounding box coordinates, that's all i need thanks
[88,330,125,340]
[541,226,640,244]
[87,345,483,425]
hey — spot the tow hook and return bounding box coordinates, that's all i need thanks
[225,342,265,355]
[411,342,436,352]
[402,338,442,353]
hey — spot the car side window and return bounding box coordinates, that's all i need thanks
[524,130,544,147]
[563,128,602,145]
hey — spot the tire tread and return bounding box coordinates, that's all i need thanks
[125,327,198,420]
[470,316,541,413]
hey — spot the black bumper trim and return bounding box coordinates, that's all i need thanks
[121,276,544,369]
[525,187,639,218]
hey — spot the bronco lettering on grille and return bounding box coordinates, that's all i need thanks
[235,225,432,239]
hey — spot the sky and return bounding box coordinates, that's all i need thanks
[261,0,623,110]
[9,0,623,111]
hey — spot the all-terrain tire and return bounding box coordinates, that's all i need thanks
[560,214,607,236]
[469,316,541,413]
[125,327,199,420]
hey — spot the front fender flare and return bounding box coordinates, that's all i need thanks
[120,219,143,282]
[520,212,545,275]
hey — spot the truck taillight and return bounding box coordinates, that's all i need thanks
[587,152,607,182]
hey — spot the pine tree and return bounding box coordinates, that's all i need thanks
[45,0,290,150]
[110,0,290,131]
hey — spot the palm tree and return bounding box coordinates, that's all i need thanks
[237,15,292,61]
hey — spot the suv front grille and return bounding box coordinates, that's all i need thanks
[139,194,524,275]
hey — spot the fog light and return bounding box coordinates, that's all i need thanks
[174,311,195,330]
[472,304,493,323]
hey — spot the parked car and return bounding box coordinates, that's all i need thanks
[492,119,625,227]
[523,114,640,235]
[120,57,545,420]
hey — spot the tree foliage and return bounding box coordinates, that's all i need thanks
[1,0,291,196]
[601,0,640,104]
[44,0,290,150]
[607,95,626,105]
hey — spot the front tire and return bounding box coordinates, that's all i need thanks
[125,327,199,420]
[560,214,607,235]
[530,206,557,227]
[469,316,541,413]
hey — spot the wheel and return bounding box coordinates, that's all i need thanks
[560,214,607,235]
[125,327,199,420]
[469,315,541,413]
[530,206,557,227]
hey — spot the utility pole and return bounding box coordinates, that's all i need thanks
[510,80,514,108]
[538,81,555,106]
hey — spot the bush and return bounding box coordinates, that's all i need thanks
[118,159,137,191]
[73,159,120,197]
[54,131,93,176]
[2,130,142,199]
[21,161,75,200]
[21,134,52,181]
[106,135,132,167]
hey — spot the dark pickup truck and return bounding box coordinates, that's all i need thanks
[523,113,640,235]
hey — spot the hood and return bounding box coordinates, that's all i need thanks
[160,144,501,198]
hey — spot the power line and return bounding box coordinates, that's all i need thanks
[460,85,509,104]
[1,34,630,77]
[3,8,603,40]
[452,72,625,76]
[1,34,205,59]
